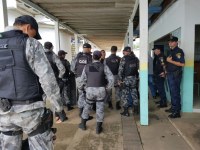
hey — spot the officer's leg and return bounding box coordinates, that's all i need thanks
[96,101,104,134]
[0,132,22,150]
[120,87,130,116]
[167,73,176,112]
[173,74,182,113]
[106,88,113,109]
[156,77,167,106]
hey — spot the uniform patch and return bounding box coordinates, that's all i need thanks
[176,53,181,59]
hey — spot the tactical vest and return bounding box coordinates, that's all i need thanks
[124,55,138,77]
[75,52,92,77]
[45,51,59,79]
[85,62,106,87]
[106,54,120,75]
[0,30,43,101]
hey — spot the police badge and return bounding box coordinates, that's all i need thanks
[176,53,181,59]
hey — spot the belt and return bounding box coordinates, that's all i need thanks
[10,98,43,105]
[0,130,23,136]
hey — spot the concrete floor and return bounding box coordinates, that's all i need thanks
[53,96,200,150]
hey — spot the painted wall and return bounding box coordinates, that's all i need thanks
[149,0,200,112]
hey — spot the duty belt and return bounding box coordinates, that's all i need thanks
[10,98,43,105]
[0,130,23,136]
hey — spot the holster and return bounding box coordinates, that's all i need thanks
[0,98,11,112]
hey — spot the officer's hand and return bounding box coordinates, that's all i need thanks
[167,56,172,63]
[159,72,165,77]
[55,110,67,123]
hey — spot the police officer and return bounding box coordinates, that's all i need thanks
[105,46,121,110]
[71,43,93,119]
[0,15,64,150]
[78,51,114,134]
[152,46,167,108]
[166,36,185,118]
[58,50,74,111]
[118,46,139,116]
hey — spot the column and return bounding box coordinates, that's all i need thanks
[139,0,148,125]
[55,20,60,52]
[0,0,8,32]
[128,19,133,50]
[75,34,79,53]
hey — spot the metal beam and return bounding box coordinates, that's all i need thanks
[18,0,100,50]
[130,0,139,21]
[55,20,60,52]
[128,19,133,50]
[148,6,162,14]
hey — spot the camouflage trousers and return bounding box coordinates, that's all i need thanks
[0,108,54,150]
[106,75,121,103]
[76,77,86,108]
[60,83,70,105]
[121,76,138,108]
[82,87,106,122]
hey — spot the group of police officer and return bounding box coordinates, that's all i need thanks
[0,14,185,150]
[151,36,185,118]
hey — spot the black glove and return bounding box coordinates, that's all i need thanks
[55,110,67,122]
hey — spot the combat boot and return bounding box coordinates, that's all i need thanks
[96,122,103,134]
[116,101,121,110]
[79,118,87,130]
[67,104,74,111]
[120,107,130,117]
[108,101,113,109]
[133,105,139,114]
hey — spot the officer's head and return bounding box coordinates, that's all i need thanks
[93,50,102,60]
[123,46,131,56]
[101,50,106,59]
[152,46,161,55]
[168,36,178,49]
[58,50,67,59]
[44,42,53,51]
[83,43,91,53]
[13,15,41,40]
[111,46,117,54]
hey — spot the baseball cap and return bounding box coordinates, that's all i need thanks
[93,50,102,58]
[58,50,67,56]
[14,15,41,40]
[83,43,91,48]
[152,46,161,50]
[168,36,178,42]
[123,46,131,52]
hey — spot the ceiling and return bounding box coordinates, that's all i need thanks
[17,0,136,51]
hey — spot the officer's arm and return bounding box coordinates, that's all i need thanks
[78,67,87,90]
[118,58,125,81]
[53,53,66,78]
[25,38,63,112]
[167,56,185,67]
[104,65,114,90]
[70,56,77,73]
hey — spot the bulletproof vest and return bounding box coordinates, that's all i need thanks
[106,54,120,75]
[124,55,138,77]
[85,62,106,87]
[75,52,92,77]
[45,51,59,79]
[0,30,43,101]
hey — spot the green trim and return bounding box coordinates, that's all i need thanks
[140,70,148,125]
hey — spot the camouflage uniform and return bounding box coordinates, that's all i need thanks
[79,61,114,122]
[71,53,92,108]
[0,27,63,150]
[118,56,139,108]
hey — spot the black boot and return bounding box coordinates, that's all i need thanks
[133,105,139,114]
[67,104,74,111]
[92,103,96,111]
[116,101,121,110]
[79,118,87,130]
[168,112,181,118]
[108,101,113,109]
[96,122,103,134]
[120,107,130,117]
[79,108,83,117]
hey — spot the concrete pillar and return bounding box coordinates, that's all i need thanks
[124,33,128,47]
[128,19,133,50]
[139,0,149,125]
[0,0,8,32]
[55,20,60,52]
[75,34,79,53]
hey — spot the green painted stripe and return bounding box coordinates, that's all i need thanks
[182,67,193,112]
[140,70,148,125]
